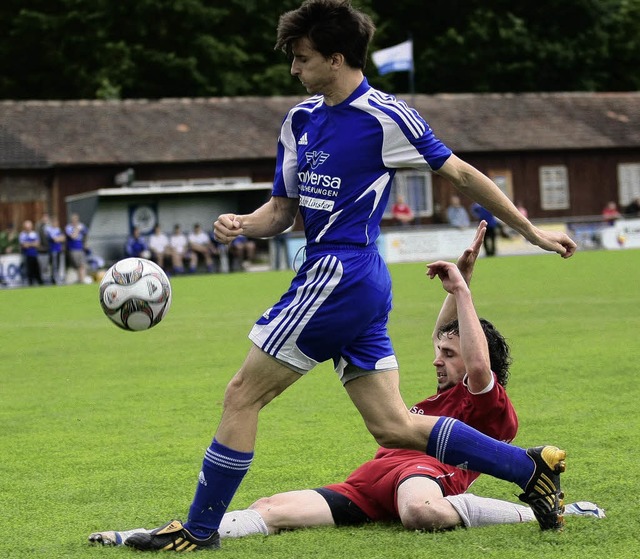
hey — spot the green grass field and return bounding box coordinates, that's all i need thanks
[1,249,639,558]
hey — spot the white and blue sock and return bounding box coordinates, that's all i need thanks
[184,438,254,538]
[427,417,533,489]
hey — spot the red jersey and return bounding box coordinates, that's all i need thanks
[323,374,518,521]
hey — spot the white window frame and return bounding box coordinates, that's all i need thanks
[384,170,433,218]
[618,163,640,206]
[539,165,570,210]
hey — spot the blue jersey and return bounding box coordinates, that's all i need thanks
[47,226,64,253]
[19,231,40,257]
[251,80,452,375]
[65,223,88,250]
[272,78,451,246]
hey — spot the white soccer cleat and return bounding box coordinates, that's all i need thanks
[564,501,606,518]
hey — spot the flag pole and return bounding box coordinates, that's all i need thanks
[408,33,415,105]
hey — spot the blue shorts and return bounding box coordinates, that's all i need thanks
[249,243,397,378]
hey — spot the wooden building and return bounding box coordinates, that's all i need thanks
[1,91,639,230]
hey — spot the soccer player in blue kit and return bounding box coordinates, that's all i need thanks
[124,0,578,551]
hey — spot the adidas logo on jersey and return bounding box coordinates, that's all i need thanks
[298,132,308,145]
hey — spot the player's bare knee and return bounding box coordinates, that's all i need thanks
[248,496,283,532]
[401,500,453,532]
[248,496,273,514]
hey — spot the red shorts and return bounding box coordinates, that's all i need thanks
[323,452,478,521]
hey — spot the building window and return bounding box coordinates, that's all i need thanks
[385,171,433,217]
[618,163,640,206]
[539,165,570,210]
[488,169,513,200]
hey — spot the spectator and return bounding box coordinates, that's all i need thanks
[601,201,622,226]
[391,195,414,226]
[65,213,88,284]
[169,224,189,274]
[445,195,470,229]
[125,226,151,259]
[19,219,43,286]
[273,228,292,270]
[47,216,67,285]
[36,212,52,280]
[470,203,497,256]
[148,224,171,269]
[515,201,528,218]
[1,223,20,254]
[229,235,257,271]
[188,223,217,273]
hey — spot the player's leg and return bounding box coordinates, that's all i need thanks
[345,374,565,530]
[396,477,461,531]
[446,494,607,527]
[344,370,437,449]
[220,489,335,537]
[126,346,302,552]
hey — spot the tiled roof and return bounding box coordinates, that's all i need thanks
[1,91,639,169]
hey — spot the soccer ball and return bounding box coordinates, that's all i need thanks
[99,258,172,331]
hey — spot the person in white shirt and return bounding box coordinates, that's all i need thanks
[148,224,171,270]
[169,224,189,274]
[188,223,216,273]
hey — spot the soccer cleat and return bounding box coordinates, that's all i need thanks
[88,528,149,546]
[125,519,220,552]
[565,501,606,519]
[519,446,566,531]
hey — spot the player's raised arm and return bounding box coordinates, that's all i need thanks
[213,196,298,244]
[431,221,486,344]
[427,259,492,393]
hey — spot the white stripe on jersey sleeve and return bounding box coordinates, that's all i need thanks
[351,94,432,171]
[368,90,427,138]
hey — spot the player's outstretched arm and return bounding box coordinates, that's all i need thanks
[436,155,576,258]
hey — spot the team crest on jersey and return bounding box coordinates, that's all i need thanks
[305,150,330,169]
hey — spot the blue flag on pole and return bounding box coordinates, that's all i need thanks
[372,40,414,75]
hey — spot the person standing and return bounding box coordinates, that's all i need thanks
[19,219,43,286]
[47,216,67,284]
[470,202,498,256]
[123,1,576,552]
[65,213,88,284]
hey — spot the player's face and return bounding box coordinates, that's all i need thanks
[290,38,335,95]
[433,333,466,391]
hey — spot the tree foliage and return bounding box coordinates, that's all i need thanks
[0,0,638,100]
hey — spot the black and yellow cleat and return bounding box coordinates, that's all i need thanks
[125,519,220,552]
[519,446,566,531]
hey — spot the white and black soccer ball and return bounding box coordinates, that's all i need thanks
[99,258,172,331]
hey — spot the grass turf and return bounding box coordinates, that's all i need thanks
[1,248,638,558]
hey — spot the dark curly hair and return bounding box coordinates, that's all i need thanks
[275,0,376,70]
[437,318,512,388]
